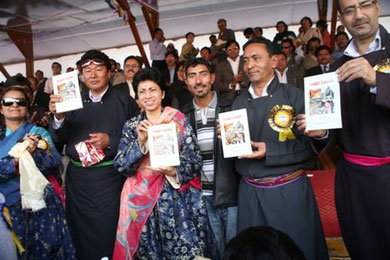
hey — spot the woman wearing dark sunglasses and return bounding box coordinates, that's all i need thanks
[0,85,76,259]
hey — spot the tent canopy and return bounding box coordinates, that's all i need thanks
[1,0,390,65]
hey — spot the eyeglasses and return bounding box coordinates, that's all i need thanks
[281,46,292,49]
[2,98,28,107]
[81,58,105,68]
[340,0,377,16]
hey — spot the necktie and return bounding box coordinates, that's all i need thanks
[323,65,328,73]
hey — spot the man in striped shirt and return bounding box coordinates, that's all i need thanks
[181,58,239,258]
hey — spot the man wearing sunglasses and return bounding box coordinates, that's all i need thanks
[49,50,139,260]
[297,1,390,259]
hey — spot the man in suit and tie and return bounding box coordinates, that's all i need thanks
[215,40,248,101]
[113,56,142,99]
[305,45,332,77]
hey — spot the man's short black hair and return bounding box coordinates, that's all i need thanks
[244,27,254,37]
[185,32,195,38]
[124,55,143,67]
[225,40,240,50]
[254,27,263,34]
[153,28,162,34]
[315,45,332,57]
[300,16,313,27]
[274,51,287,59]
[316,20,328,29]
[35,69,43,74]
[217,18,226,24]
[308,37,321,45]
[52,62,62,68]
[336,31,349,40]
[165,51,179,60]
[184,58,214,75]
[243,37,274,57]
[223,226,305,260]
[209,34,217,40]
[80,49,111,71]
[4,74,31,89]
[276,21,288,31]
[281,38,295,50]
[200,47,211,54]
[133,68,165,94]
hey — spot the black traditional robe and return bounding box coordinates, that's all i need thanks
[232,77,328,260]
[316,25,390,260]
[49,87,139,260]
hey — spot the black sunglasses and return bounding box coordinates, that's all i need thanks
[2,97,28,107]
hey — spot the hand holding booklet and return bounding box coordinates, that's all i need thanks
[53,71,83,113]
[304,72,342,131]
[148,123,180,168]
[219,109,252,158]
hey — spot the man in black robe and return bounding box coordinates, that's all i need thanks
[232,38,328,260]
[49,50,139,260]
[297,1,390,259]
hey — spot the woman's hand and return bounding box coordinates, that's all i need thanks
[24,134,40,155]
[137,119,153,146]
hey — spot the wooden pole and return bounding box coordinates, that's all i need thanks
[117,0,150,68]
[141,6,155,39]
[330,0,338,50]
[0,63,11,79]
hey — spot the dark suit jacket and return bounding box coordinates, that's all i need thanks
[305,65,324,77]
[32,91,49,109]
[215,57,248,101]
[112,82,131,97]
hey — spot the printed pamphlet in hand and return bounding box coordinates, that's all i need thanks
[53,70,83,113]
[304,72,342,131]
[219,109,252,158]
[148,123,180,168]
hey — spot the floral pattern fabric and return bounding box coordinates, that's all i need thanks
[114,113,218,260]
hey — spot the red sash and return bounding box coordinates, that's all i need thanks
[113,107,185,260]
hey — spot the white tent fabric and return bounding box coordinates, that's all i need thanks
[1,0,389,65]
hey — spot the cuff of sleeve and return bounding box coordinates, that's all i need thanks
[314,130,329,140]
[165,169,180,189]
[139,139,149,155]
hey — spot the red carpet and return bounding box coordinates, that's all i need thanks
[307,170,341,237]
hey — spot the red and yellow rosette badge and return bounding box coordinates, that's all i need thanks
[268,105,296,142]
[374,58,390,73]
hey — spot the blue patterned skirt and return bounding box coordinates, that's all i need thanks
[8,185,76,260]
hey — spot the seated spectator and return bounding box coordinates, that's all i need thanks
[254,27,263,38]
[281,39,304,88]
[169,61,193,109]
[44,62,62,94]
[113,55,142,99]
[0,84,75,259]
[302,37,321,71]
[337,25,345,33]
[273,52,302,88]
[273,21,296,52]
[332,32,350,60]
[179,32,199,62]
[200,47,213,64]
[217,19,236,62]
[35,70,47,92]
[298,17,322,49]
[27,76,50,127]
[316,20,331,48]
[162,51,179,87]
[305,45,332,77]
[244,27,255,40]
[167,43,179,57]
[223,226,305,260]
[215,40,248,101]
[209,34,220,64]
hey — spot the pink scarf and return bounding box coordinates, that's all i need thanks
[113,107,185,260]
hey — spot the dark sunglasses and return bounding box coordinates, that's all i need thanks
[81,58,105,68]
[2,97,28,107]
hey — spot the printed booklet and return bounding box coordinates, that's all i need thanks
[219,109,252,158]
[304,72,342,131]
[53,71,83,113]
